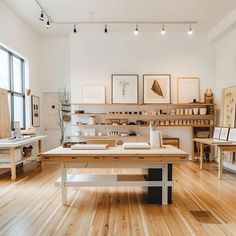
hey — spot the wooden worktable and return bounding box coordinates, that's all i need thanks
[193,138,236,179]
[0,135,47,180]
[41,145,188,205]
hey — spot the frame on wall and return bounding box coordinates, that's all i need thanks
[111,74,138,104]
[222,85,236,127]
[31,95,40,127]
[81,85,106,104]
[177,77,200,103]
[143,74,171,104]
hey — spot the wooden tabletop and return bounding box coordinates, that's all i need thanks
[0,135,47,148]
[42,145,187,157]
[193,138,236,146]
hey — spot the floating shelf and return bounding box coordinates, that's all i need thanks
[71,103,216,107]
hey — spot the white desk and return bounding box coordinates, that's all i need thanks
[193,138,236,179]
[41,145,188,205]
[0,135,47,180]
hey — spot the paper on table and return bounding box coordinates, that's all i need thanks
[71,144,108,150]
[123,142,150,149]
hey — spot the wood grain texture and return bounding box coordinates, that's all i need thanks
[0,162,236,235]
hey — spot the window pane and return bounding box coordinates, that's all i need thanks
[0,49,10,90]
[14,95,24,128]
[13,56,23,93]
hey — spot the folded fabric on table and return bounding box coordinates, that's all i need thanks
[71,144,108,150]
[123,142,150,149]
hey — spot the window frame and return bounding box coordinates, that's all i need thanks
[0,45,26,130]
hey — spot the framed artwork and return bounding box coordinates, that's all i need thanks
[213,127,221,139]
[228,128,236,142]
[31,95,40,127]
[222,86,236,127]
[177,77,200,103]
[143,74,171,104]
[81,85,106,104]
[111,74,138,104]
[219,127,229,141]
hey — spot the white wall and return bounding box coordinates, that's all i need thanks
[0,0,42,133]
[40,37,70,150]
[215,27,236,171]
[70,33,216,154]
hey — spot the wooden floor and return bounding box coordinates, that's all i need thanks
[0,162,236,236]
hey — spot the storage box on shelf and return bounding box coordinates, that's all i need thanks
[70,103,216,145]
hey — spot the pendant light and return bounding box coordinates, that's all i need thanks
[161,24,166,35]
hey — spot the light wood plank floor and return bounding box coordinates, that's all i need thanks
[0,162,236,236]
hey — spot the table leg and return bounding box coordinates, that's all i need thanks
[10,148,16,181]
[218,147,223,179]
[199,143,204,170]
[37,140,42,168]
[61,164,67,205]
[162,164,168,205]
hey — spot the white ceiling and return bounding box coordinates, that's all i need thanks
[3,0,236,36]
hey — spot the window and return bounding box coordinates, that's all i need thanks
[0,45,25,129]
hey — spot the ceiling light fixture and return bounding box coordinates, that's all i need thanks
[104,24,108,33]
[134,24,139,35]
[39,9,44,21]
[33,0,197,34]
[46,19,50,29]
[161,24,166,35]
[188,25,193,35]
[73,24,77,33]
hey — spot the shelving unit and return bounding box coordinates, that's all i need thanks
[70,103,216,148]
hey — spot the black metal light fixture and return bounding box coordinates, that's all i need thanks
[161,24,166,34]
[73,24,77,33]
[39,9,44,21]
[104,24,108,33]
[134,24,139,35]
[46,19,50,28]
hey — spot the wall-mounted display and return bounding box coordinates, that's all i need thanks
[222,86,236,127]
[31,95,40,127]
[111,74,138,104]
[81,85,106,104]
[143,74,171,104]
[177,77,200,103]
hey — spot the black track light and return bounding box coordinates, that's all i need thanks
[46,19,50,29]
[104,24,108,33]
[73,24,77,33]
[134,24,139,35]
[39,9,44,21]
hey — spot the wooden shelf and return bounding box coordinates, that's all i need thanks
[71,135,148,139]
[72,124,215,128]
[71,103,216,107]
[72,113,214,118]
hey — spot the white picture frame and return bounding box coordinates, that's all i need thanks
[213,127,221,139]
[228,128,236,142]
[81,85,106,104]
[219,127,229,141]
[143,74,171,104]
[177,77,200,103]
[111,74,138,104]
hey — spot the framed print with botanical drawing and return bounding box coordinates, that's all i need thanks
[111,74,138,104]
[143,74,171,104]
